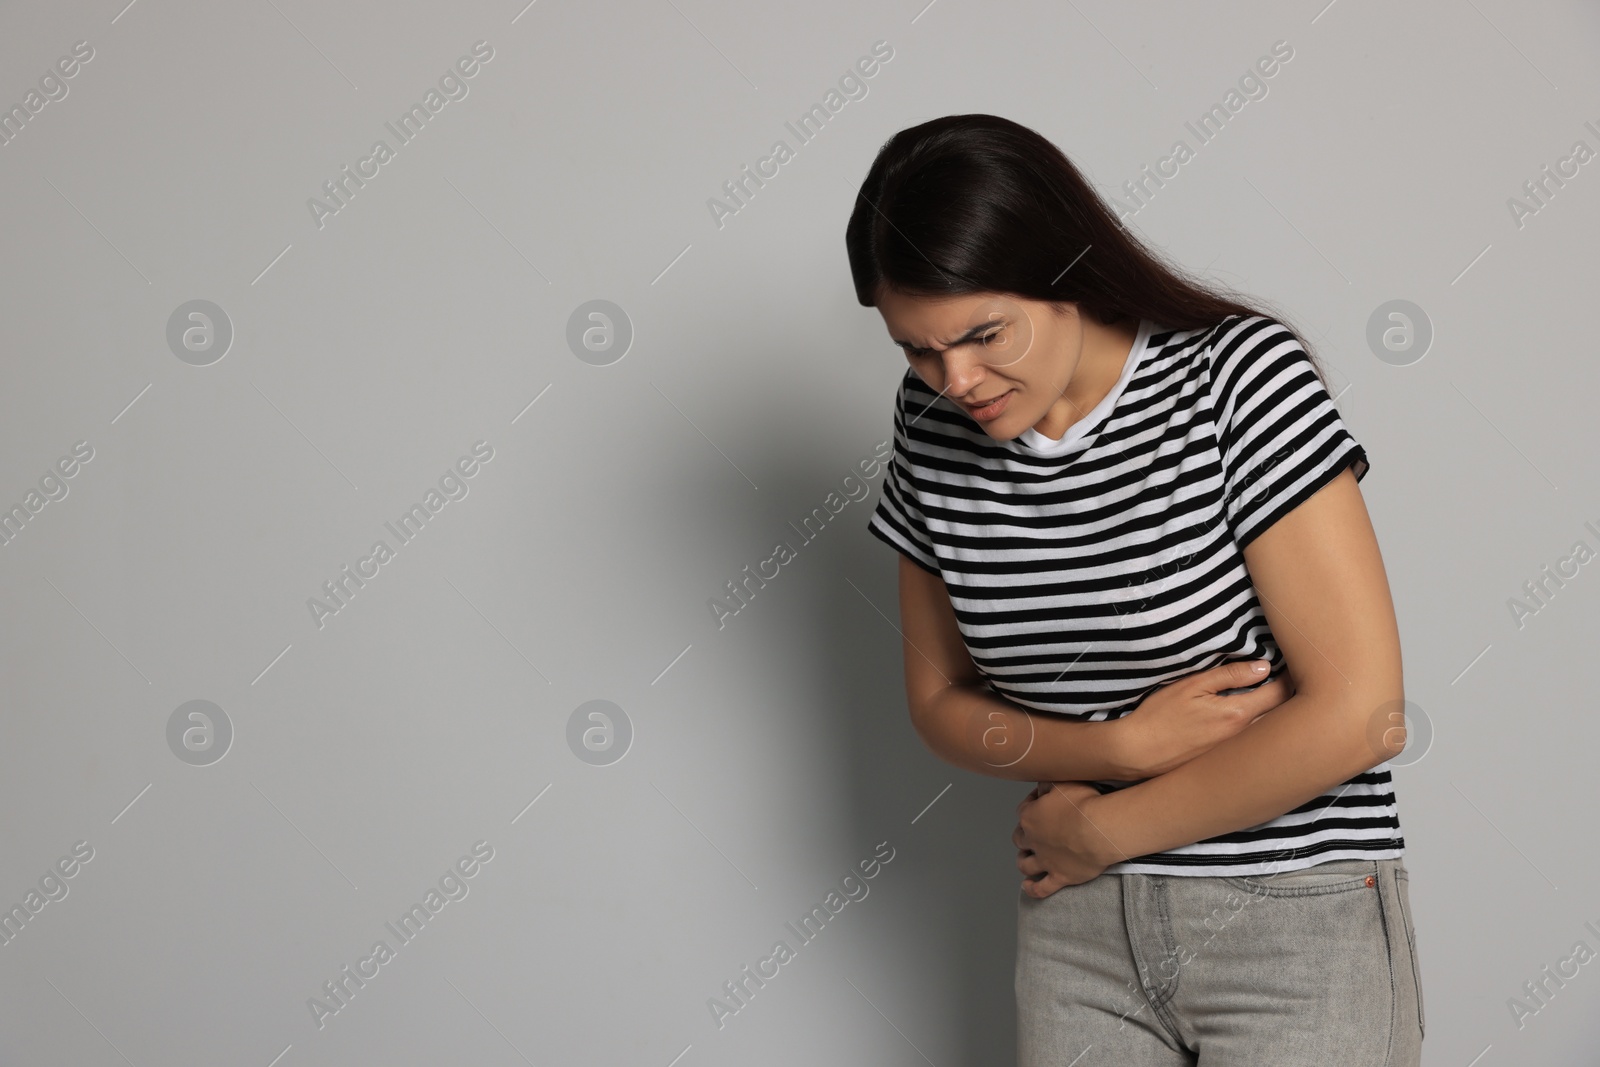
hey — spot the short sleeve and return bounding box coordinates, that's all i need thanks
[1205,316,1370,551]
[867,372,942,576]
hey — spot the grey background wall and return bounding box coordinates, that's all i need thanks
[1,0,1597,1063]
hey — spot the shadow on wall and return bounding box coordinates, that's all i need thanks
[640,310,1024,1058]
[790,471,1024,1064]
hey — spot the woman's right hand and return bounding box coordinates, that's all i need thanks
[1112,660,1296,779]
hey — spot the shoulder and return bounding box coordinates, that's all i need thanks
[893,366,941,414]
[890,367,969,447]
[1198,314,1321,405]
[1202,314,1307,378]
[1202,313,1300,362]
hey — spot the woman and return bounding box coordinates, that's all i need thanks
[848,114,1424,1065]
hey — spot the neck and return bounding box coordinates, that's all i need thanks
[1033,316,1140,440]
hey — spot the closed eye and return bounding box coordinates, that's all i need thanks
[900,329,1002,360]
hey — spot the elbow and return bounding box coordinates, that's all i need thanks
[907,688,967,768]
[1334,687,1409,777]
[906,696,948,759]
[1361,691,1414,771]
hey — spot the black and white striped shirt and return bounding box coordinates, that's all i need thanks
[868,314,1403,876]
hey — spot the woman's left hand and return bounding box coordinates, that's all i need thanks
[1013,781,1117,897]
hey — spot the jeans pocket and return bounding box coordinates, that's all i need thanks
[1221,859,1379,899]
[1171,867,1395,1057]
[1396,869,1425,1037]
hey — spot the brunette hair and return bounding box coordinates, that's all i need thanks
[845,113,1330,385]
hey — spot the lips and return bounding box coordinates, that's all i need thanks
[962,389,1014,420]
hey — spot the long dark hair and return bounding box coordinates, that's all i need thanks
[845,113,1331,386]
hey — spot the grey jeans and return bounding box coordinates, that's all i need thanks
[1016,858,1424,1066]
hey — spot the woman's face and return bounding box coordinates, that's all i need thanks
[874,288,1087,440]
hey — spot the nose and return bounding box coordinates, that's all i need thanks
[940,347,989,399]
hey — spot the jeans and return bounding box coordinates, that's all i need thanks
[1015,858,1425,1066]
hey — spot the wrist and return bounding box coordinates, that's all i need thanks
[1079,791,1129,869]
[1105,716,1146,780]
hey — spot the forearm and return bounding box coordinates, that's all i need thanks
[914,683,1137,783]
[1083,689,1388,864]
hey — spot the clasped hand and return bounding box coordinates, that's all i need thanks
[1013,781,1117,898]
[1011,660,1294,897]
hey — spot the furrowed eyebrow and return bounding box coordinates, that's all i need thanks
[892,321,1002,353]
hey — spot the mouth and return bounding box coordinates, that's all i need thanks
[962,390,1014,421]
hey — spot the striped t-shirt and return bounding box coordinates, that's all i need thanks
[867,313,1403,876]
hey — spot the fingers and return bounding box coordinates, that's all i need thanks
[1236,675,1294,716]
[1197,658,1271,695]
[1016,783,1043,816]
[1017,850,1046,877]
[1023,871,1069,898]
